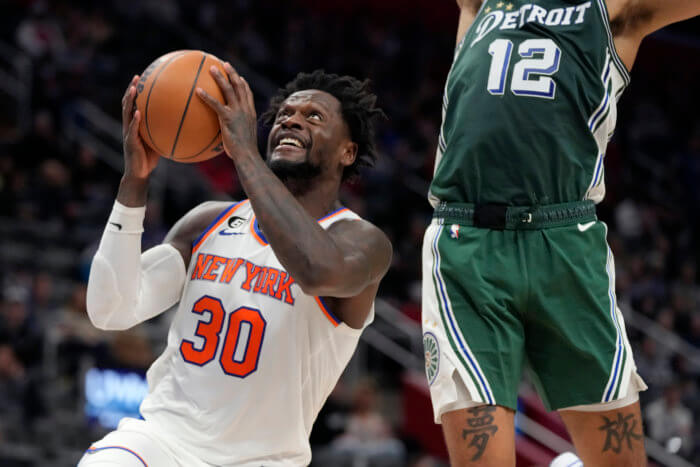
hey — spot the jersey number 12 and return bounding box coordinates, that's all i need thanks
[180,295,266,378]
[486,38,561,99]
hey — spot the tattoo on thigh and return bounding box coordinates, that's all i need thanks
[461,405,499,461]
[598,413,643,454]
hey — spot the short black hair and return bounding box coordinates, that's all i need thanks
[261,70,385,181]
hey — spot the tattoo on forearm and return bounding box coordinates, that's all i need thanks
[461,405,498,461]
[598,413,643,454]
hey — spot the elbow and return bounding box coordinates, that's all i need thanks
[290,250,369,297]
[86,254,133,331]
[293,268,328,297]
[292,258,345,297]
[86,308,132,331]
[85,305,110,330]
[86,285,131,331]
[85,301,120,331]
[293,264,366,298]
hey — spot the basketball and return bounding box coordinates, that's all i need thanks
[135,50,226,163]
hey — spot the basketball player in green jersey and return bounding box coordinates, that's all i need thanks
[422,1,700,465]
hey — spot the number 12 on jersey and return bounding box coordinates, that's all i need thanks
[487,38,561,99]
[180,296,266,378]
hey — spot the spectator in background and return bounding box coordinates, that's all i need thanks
[635,337,673,400]
[106,330,154,371]
[646,382,694,457]
[36,158,75,225]
[53,283,108,382]
[672,261,700,314]
[679,124,700,215]
[15,1,66,60]
[0,287,43,371]
[29,272,56,318]
[0,344,26,410]
[686,314,700,348]
[324,378,405,466]
[0,289,46,432]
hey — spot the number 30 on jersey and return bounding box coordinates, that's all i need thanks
[486,38,561,99]
[179,296,266,378]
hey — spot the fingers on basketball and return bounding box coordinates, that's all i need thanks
[135,50,226,162]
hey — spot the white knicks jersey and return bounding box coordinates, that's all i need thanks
[139,200,373,466]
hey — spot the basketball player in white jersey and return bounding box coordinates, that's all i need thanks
[79,66,392,466]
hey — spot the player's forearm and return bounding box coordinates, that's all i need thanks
[116,175,149,207]
[231,150,345,292]
[86,202,186,330]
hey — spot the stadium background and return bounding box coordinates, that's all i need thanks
[0,0,699,465]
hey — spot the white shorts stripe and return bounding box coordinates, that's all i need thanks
[595,0,630,85]
[602,242,624,402]
[430,224,495,404]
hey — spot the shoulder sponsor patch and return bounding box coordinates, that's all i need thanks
[219,215,248,236]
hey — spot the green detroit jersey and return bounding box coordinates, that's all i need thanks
[429,0,630,207]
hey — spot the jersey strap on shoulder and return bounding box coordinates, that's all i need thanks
[314,296,341,327]
[192,200,249,253]
[318,207,360,229]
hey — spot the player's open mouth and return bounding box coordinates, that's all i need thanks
[276,137,306,150]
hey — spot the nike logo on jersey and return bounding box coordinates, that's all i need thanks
[190,253,296,305]
[109,222,122,230]
[472,1,592,46]
[577,221,596,232]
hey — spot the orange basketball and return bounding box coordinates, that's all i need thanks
[135,50,226,163]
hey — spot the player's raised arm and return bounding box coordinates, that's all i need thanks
[86,77,218,331]
[609,0,700,69]
[455,0,484,45]
[197,64,392,307]
[633,0,700,35]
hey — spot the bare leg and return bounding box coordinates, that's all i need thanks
[559,401,647,467]
[441,405,515,466]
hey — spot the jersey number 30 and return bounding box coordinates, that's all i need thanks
[180,296,266,378]
[486,38,561,99]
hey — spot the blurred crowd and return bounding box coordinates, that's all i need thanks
[0,0,698,465]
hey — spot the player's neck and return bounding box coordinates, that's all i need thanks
[285,176,342,220]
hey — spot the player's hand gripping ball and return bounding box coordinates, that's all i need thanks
[135,50,227,163]
[195,62,259,162]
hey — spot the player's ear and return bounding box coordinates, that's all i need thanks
[340,141,358,168]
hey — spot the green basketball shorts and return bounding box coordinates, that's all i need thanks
[421,204,646,420]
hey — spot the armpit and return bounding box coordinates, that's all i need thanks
[610,0,654,36]
[463,0,485,15]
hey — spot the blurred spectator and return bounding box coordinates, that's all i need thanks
[0,287,43,370]
[108,330,154,371]
[635,337,673,400]
[39,158,74,219]
[15,2,66,59]
[52,283,108,381]
[0,344,26,412]
[646,382,694,457]
[319,378,406,466]
[686,314,700,347]
[672,261,700,314]
[29,271,56,316]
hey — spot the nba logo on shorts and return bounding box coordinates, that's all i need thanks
[450,224,460,239]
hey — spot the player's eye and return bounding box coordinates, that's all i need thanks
[308,112,323,121]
